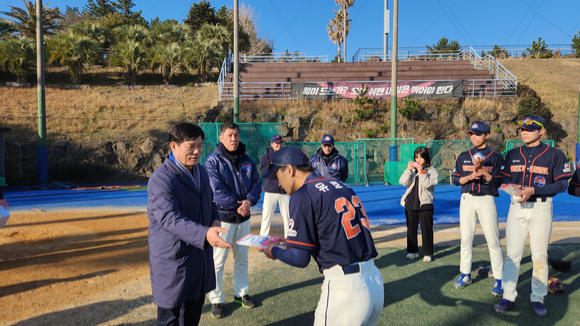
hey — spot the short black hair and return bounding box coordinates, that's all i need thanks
[414,146,432,168]
[168,122,205,144]
[219,122,240,135]
[279,165,314,174]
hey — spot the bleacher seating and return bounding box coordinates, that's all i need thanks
[222,60,502,100]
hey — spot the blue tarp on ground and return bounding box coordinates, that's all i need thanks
[3,185,580,226]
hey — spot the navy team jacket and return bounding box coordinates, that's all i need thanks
[500,143,572,199]
[204,143,261,224]
[309,148,349,182]
[452,147,504,196]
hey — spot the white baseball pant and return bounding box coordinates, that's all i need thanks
[208,220,250,304]
[315,260,384,326]
[459,193,504,279]
[260,192,291,237]
[502,198,552,303]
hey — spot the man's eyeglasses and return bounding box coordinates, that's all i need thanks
[517,119,544,129]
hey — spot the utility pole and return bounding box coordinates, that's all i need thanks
[37,0,48,185]
[233,0,239,123]
[389,0,398,162]
[383,0,389,62]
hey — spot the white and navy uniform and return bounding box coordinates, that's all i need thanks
[271,175,383,326]
[500,143,572,303]
[452,147,504,279]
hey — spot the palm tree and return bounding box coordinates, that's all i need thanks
[108,39,148,85]
[149,43,183,84]
[47,31,100,84]
[113,24,149,44]
[0,18,16,40]
[327,9,344,63]
[335,0,354,62]
[198,23,230,55]
[0,36,36,83]
[183,31,223,83]
[0,0,63,38]
[150,20,192,46]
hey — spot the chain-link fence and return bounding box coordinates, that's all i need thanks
[357,138,414,184]
[501,140,554,157]
[199,123,283,166]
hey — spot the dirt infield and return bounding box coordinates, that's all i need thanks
[1,209,579,325]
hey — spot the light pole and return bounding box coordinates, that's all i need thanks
[37,0,48,184]
[233,0,239,123]
[389,0,398,162]
[383,0,389,61]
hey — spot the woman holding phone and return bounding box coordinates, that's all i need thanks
[399,147,438,262]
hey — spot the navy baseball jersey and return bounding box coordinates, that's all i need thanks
[452,147,504,196]
[285,174,378,272]
[500,143,572,197]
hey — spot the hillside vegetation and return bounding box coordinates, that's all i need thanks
[0,58,578,186]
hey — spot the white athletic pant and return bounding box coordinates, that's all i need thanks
[459,194,504,279]
[315,260,384,326]
[259,192,290,237]
[502,198,552,303]
[208,220,250,304]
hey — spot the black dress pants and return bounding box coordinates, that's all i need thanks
[405,208,434,256]
[157,294,205,326]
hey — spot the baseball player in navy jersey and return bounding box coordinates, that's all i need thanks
[452,122,505,295]
[262,146,383,326]
[494,116,572,317]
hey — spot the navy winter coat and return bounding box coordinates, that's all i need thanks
[309,147,349,182]
[260,147,287,194]
[204,143,261,224]
[147,155,220,309]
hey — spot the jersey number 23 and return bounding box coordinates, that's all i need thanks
[335,196,371,240]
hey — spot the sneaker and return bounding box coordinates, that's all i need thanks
[406,253,419,260]
[494,299,515,313]
[423,256,432,263]
[234,295,255,309]
[532,302,547,317]
[491,279,503,297]
[210,303,224,318]
[454,274,472,289]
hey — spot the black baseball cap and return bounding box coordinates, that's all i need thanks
[467,121,490,135]
[271,135,283,143]
[262,146,309,179]
[321,134,334,145]
[516,115,545,131]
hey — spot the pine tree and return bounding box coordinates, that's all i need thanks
[84,0,116,18]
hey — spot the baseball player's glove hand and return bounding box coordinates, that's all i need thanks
[548,278,564,294]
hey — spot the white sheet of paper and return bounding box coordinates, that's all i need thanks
[0,207,10,228]
[236,234,280,248]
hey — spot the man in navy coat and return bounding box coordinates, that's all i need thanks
[147,122,232,326]
[204,122,262,318]
[309,134,349,182]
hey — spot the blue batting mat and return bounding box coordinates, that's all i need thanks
[3,185,579,225]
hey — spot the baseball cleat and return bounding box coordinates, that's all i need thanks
[491,279,503,296]
[234,295,255,309]
[477,265,493,278]
[210,303,224,318]
[532,302,547,317]
[423,256,432,263]
[406,253,419,260]
[454,274,472,289]
[494,299,515,313]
